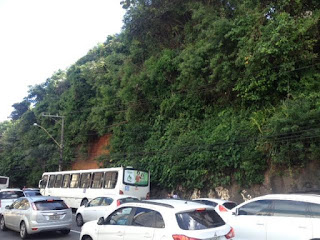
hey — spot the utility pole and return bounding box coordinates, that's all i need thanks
[39,114,65,172]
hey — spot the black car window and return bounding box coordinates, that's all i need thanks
[132,208,160,228]
[18,199,30,210]
[176,209,225,230]
[12,199,23,209]
[155,211,165,228]
[24,191,41,197]
[107,207,134,226]
[271,200,308,217]
[0,191,24,199]
[88,197,102,207]
[119,197,138,205]
[34,200,68,210]
[101,197,113,206]
[223,202,237,210]
[238,200,272,216]
[308,202,320,218]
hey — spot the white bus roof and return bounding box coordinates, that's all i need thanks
[42,167,147,175]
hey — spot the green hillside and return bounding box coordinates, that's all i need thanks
[0,0,319,191]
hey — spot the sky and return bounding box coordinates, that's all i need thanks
[0,0,125,122]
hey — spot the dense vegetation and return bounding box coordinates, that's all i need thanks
[0,0,319,191]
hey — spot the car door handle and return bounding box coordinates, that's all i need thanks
[298,226,307,229]
[144,234,152,238]
[116,231,123,236]
[256,223,264,226]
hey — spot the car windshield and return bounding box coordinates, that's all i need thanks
[34,200,68,210]
[176,209,225,230]
[119,197,139,204]
[24,191,41,197]
[0,191,24,199]
[223,202,237,210]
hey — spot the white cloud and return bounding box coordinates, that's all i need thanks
[0,0,125,121]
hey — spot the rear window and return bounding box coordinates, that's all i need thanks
[223,202,237,210]
[176,209,225,230]
[119,197,138,205]
[24,191,42,197]
[34,200,68,210]
[0,191,24,199]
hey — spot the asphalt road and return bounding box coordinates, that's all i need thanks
[0,213,82,240]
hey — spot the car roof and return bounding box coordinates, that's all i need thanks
[23,196,62,202]
[121,199,215,212]
[92,194,139,200]
[193,198,234,204]
[249,194,320,204]
[0,188,22,192]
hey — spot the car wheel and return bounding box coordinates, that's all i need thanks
[20,221,29,239]
[0,216,7,231]
[76,213,84,227]
[82,236,93,240]
[61,229,70,235]
[80,199,88,206]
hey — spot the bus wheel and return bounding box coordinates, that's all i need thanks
[80,198,88,206]
[76,214,84,227]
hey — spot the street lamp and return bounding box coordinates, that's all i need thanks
[33,120,64,171]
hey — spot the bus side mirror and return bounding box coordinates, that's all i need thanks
[97,217,104,225]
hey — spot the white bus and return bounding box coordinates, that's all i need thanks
[38,167,150,208]
[0,176,9,190]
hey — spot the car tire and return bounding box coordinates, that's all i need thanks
[61,229,70,235]
[20,221,29,239]
[0,215,7,231]
[76,213,84,227]
[80,199,88,206]
[82,236,93,240]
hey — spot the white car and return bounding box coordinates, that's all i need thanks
[80,199,235,240]
[227,194,320,240]
[0,189,25,215]
[192,198,237,213]
[75,195,139,226]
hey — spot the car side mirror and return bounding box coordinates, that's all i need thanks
[5,205,11,209]
[97,217,104,225]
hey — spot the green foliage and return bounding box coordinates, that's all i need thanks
[1,0,320,191]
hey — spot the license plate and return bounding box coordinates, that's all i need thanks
[49,215,60,220]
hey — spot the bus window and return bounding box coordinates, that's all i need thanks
[48,175,56,188]
[70,173,80,188]
[62,174,70,188]
[54,174,62,188]
[104,171,118,189]
[91,172,103,188]
[80,173,92,188]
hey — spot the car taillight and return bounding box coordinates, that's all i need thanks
[172,235,200,240]
[31,203,38,211]
[119,190,124,195]
[219,205,228,212]
[117,200,121,206]
[225,227,235,239]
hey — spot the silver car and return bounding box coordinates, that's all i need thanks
[0,196,72,239]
